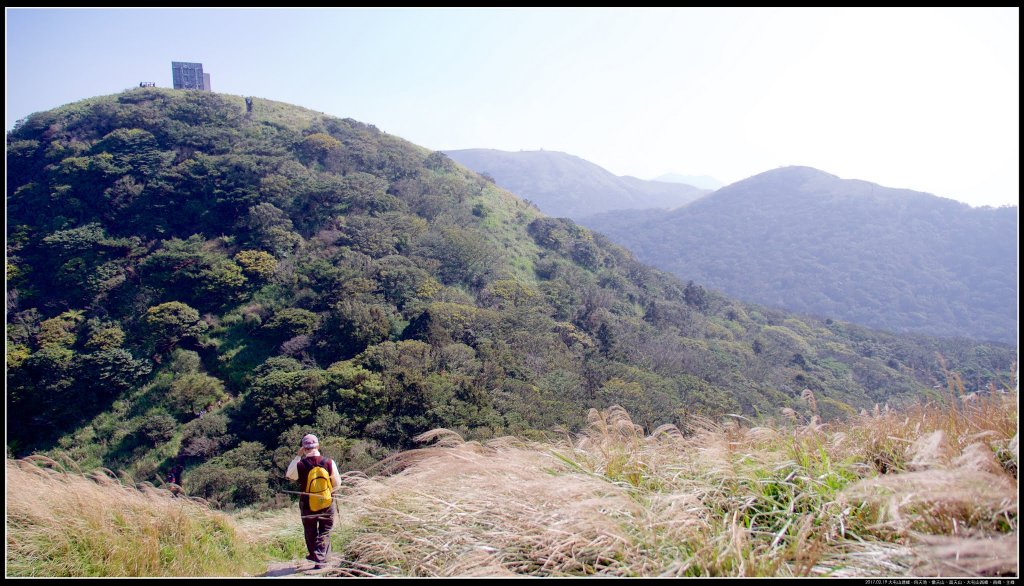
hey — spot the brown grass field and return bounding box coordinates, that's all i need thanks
[329,390,1018,577]
[6,386,1018,577]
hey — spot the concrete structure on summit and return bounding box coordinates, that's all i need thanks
[172,61,210,91]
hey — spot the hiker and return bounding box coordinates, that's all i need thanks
[167,463,185,497]
[285,434,341,569]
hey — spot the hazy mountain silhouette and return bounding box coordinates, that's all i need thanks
[445,148,709,219]
[654,173,723,191]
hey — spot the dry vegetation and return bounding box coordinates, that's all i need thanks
[329,390,1018,577]
[5,384,1017,578]
[5,455,264,577]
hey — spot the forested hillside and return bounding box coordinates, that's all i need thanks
[582,166,1018,343]
[444,148,708,218]
[6,89,1016,509]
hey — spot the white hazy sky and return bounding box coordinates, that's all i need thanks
[5,7,1019,207]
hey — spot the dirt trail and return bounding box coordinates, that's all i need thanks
[261,559,334,577]
[261,556,384,578]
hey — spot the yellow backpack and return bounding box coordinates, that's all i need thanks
[304,458,333,512]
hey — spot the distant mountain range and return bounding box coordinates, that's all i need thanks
[444,149,709,219]
[582,166,1018,344]
[654,173,724,191]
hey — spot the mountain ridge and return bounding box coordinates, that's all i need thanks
[444,148,709,218]
[654,172,724,191]
[582,165,1018,343]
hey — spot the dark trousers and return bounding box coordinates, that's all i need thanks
[301,508,334,564]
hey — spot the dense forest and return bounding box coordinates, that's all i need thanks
[6,88,1016,509]
[582,166,1018,344]
[444,148,708,218]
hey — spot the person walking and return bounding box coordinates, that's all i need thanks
[285,434,341,569]
[166,462,185,497]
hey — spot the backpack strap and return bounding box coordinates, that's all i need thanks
[312,455,332,480]
[315,455,330,470]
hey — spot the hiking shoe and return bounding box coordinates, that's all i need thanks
[305,554,316,562]
[313,564,323,570]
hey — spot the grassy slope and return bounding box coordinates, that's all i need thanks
[5,456,264,577]
[330,393,1018,577]
[6,388,1017,577]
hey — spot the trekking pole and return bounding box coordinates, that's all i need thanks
[278,488,342,497]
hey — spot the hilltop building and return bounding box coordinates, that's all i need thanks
[171,61,210,91]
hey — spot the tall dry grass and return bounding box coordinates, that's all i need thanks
[5,456,265,577]
[330,394,1018,577]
